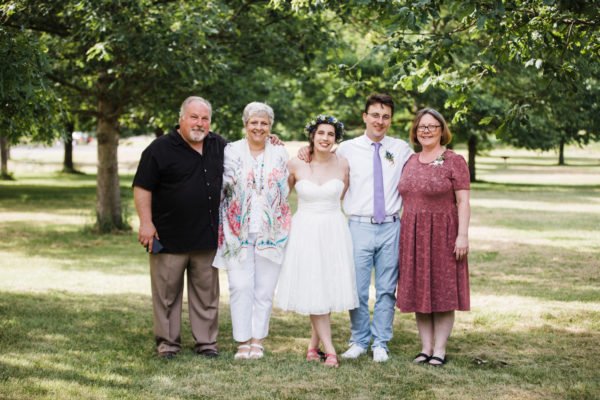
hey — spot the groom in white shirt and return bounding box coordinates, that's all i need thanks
[337,93,413,362]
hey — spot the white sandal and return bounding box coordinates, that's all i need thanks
[234,344,251,360]
[249,343,264,359]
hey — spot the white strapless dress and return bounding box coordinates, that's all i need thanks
[276,179,358,315]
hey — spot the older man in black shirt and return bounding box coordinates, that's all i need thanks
[133,96,226,359]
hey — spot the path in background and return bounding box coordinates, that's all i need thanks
[8,137,600,185]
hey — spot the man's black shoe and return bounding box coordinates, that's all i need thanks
[196,349,219,358]
[158,351,177,360]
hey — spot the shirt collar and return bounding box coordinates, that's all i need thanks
[170,126,216,146]
[360,131,389,148]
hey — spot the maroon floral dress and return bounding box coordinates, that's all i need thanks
[396,150,471,313]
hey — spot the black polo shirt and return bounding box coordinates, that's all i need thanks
[133,127,227,253]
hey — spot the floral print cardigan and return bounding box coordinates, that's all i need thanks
[213,139,291,270]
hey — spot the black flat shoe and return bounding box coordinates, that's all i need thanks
[428,356,447,367]
[196,349,219,358]
[158,351,177,360]
[413,352,432,364]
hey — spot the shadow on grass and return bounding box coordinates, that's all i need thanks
[472,206,600,232]
[0,185,97,210]
[478,158,600,168]
[0,291,598,399]
[473,181,600,191]
[0,292,151,398]
[0,183,134,212]
[470,242,600,302]
[0,222,144,274]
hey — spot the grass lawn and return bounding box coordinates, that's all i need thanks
[0,142,599,399]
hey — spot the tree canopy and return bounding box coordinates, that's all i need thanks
[1,0,598,224]
[1,0,346,230]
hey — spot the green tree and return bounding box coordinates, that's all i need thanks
[498,69,600,165]
[3,0,337,231]
[282,0,600,177]
[0,26,58,178]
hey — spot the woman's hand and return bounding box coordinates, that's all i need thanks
[454,234,469,261]
[139,222,159,252]
[297,146,311,162]
[268,134,284,146]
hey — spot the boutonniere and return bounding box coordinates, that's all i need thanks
[385,150,395,165]
[430,153,445,167]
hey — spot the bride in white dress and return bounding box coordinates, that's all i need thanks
[276,115,358,368]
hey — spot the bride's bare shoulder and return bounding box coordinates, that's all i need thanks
[288,157,310,172]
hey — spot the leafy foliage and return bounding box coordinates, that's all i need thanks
[279,0,600,169]
[0,26,59,143]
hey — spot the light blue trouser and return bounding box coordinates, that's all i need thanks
[348,219,400,351]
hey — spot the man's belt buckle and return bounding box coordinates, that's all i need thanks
[370,215,397,224]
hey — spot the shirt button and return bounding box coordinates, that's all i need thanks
[204,169,207,172]
[206,182,210,186]
[208,196,212,200]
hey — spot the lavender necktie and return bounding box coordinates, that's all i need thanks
[372,142,385,223]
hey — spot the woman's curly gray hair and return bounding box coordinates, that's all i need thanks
[242,102,274,127]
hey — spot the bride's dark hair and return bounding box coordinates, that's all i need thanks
[304,115,344,154]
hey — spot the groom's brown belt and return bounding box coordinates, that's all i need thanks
[348,215,399,224]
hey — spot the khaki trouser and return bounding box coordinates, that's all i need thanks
[150,250,219,354]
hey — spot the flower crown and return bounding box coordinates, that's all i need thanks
[304,114,345,141]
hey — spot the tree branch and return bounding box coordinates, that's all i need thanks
[69,108,100,118]
[3,20,70,38]
[561,18,600,27]
[46,73,93,96]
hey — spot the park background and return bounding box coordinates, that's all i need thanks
[1,1,599,399]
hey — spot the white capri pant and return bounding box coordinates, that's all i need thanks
[227,236,281,343]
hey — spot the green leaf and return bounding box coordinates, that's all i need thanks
[479,116,494,126]
[86,42,112,62]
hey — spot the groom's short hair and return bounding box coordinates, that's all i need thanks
[364,93,395,116]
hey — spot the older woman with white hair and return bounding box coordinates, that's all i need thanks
[213,102,291,360]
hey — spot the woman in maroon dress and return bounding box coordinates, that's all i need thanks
[397,108,471,366]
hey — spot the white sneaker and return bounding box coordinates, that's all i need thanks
[341,343,367,359]
[372,347,389,363]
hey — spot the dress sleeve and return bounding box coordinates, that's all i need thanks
[449,153,470,190]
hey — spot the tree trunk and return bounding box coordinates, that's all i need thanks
[0,135,11,179]
[63,121,76,173]
[468,134,477,183]
[558,137,565,166]
[95,97,126,232]
[154,126,164,138]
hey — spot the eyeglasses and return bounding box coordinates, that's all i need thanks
[367,113,392,121]
[416,124,441,133]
